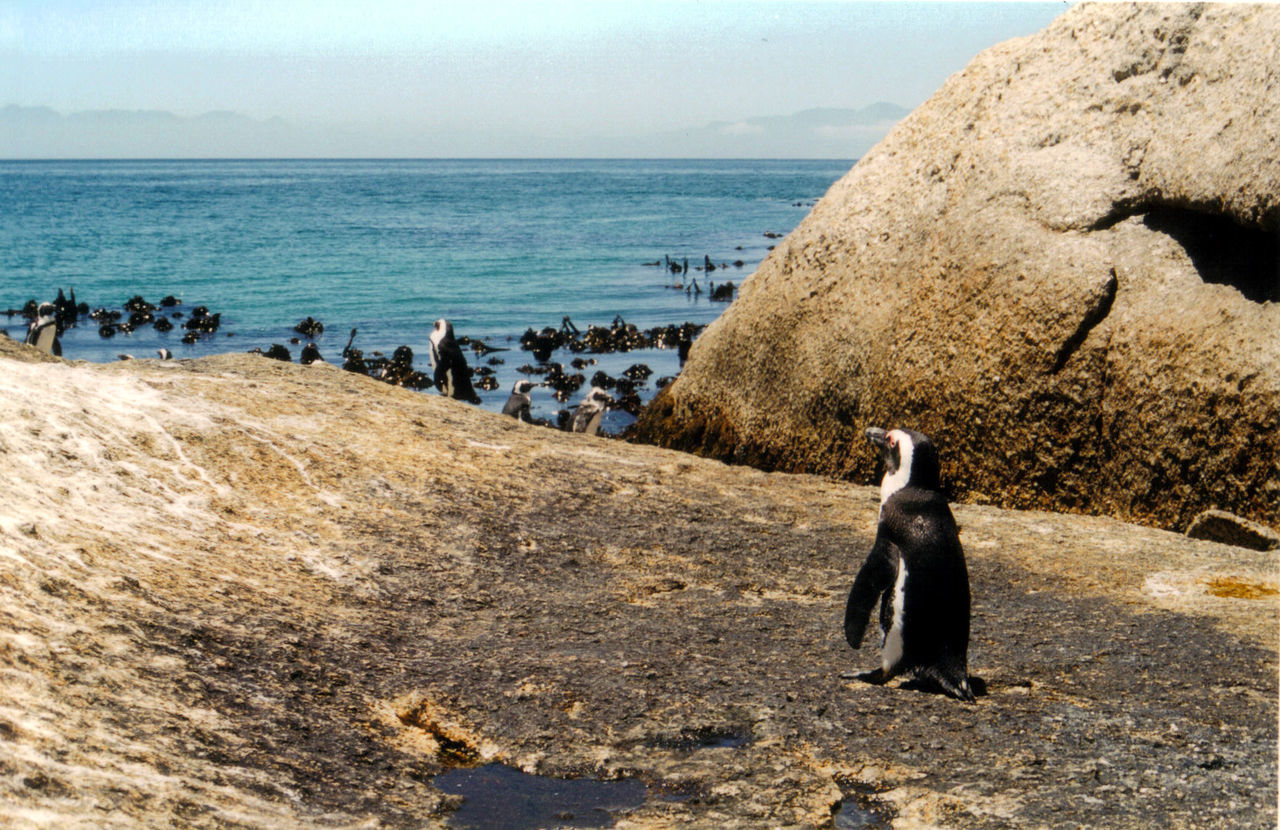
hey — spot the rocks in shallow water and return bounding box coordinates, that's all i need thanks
[708,281,735,302]
[183,310,220,334]
[637,3,1280,534]
[1186,510,1280,551]
[520,317,705,359]
[622,363,653,382]
[293,316,324,338]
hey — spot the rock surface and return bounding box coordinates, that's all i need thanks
[1187,509,1280,551]
[0,338,1275,828]
[635,2,1280,535]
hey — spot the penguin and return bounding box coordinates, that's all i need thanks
[156,348,173,360]
[428,318,482,404]
[501,379,540,422]
[24,302,61,356]
[299,342,324,365]
[844,427,974,702]
[570,386,614,435]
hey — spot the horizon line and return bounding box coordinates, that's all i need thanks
[0,156,859,163]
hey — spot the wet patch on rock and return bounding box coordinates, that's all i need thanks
[433,763,646,830]
[832,779,896,829]
[642,725,753,752]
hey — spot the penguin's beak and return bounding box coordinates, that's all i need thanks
[865,427,889,448]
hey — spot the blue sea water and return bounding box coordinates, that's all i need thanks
[0,158,849,429]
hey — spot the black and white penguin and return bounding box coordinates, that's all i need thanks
[501,379,540,422]
[24,302,61,356]
[844,427,974,702]
[428,318,481,404]
[570,386,614,435]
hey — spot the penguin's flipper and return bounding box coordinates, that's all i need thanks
[844,535,897,650]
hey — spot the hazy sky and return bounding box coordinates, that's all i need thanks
[1,1,1071,156]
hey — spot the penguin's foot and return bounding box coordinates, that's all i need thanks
[854,667,890,685]
[913,665,976,703]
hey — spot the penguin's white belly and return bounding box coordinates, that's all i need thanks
[881,561,908,671]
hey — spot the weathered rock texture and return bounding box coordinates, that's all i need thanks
[0,338,1275,828]
[635,2,1280,534]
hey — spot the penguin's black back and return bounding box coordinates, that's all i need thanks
[880,485,970,670]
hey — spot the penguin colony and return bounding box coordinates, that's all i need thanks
[845,427,975,702]
[7,291,680,437]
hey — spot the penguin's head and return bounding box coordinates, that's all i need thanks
[37,302,56,321]
[866,427,941,501]
[512,380,537,395]
[431,318,454,341]
[584,386,614,407]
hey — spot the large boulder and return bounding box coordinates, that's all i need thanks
[636,2,1280,533]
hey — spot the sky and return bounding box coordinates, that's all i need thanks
[0,1,1071,157]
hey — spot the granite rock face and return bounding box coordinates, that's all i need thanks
[0,339,1275,828]
[636,2,1280,533]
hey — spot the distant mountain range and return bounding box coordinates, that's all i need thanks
[0,106,331,159]
[0,102,910,159]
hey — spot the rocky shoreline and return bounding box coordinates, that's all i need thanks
[0,338,1274,828]
[3,291,716,435]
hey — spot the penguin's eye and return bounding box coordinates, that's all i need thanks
[887,434,898,448]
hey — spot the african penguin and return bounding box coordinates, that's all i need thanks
[502,379,540,422]
[428,318,481,404]
[24,302,61,356]
[570,386,614,435]
[844,427,974,702]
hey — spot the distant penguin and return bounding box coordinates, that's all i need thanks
[844,427,974,702]
[24,302,61,356]
[570,386,614,435]
[156,348,173,360]
[502,379,540,422]
[300,342,324,365]
[428,318,482,404]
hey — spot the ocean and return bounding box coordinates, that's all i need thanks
[0,158,849,430]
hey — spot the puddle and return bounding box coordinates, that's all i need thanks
[646,725,752,752]
[833,782,895,830]
[434,763,646,830]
